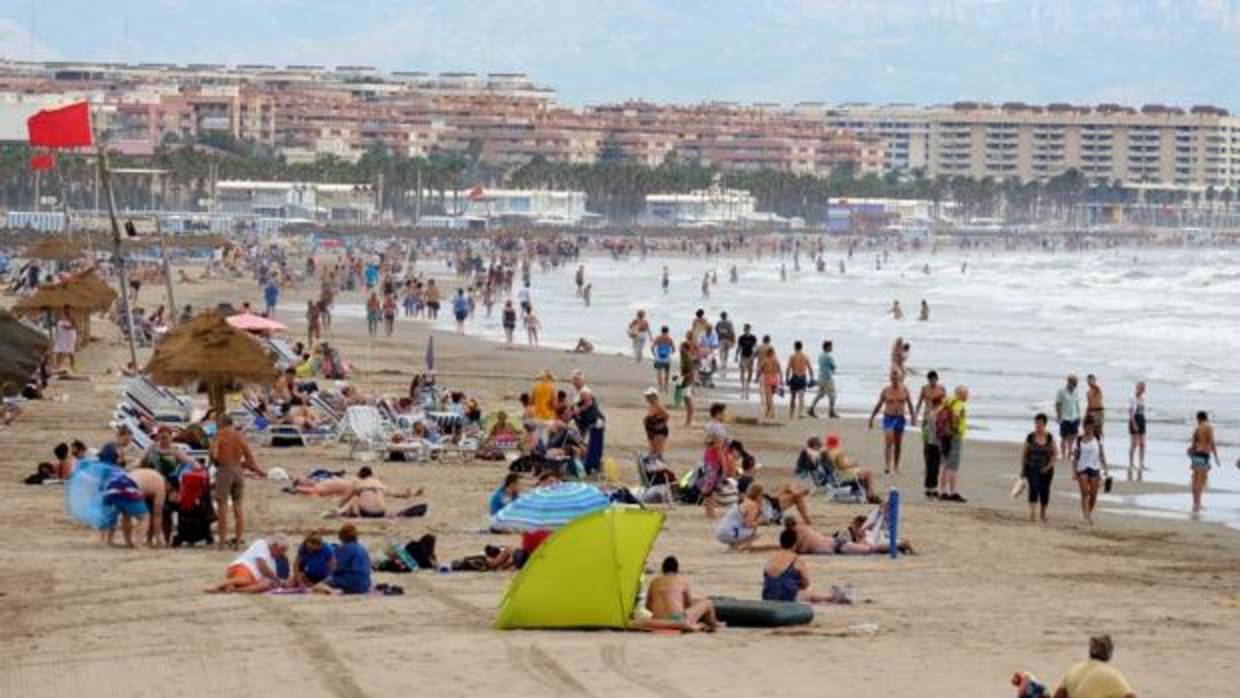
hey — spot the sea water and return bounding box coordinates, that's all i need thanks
[319,245,1240,529]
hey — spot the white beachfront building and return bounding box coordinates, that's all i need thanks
[419,188,591,225]
[642,187,760,227]
[215,180,376,222]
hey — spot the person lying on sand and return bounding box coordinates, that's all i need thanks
[326,467,424,518]
[206,536,289,593]
[763,528,852,605]
[638,556,723,633]
[783,514,913,556]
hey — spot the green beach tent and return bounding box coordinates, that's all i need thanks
[494,506,665,630]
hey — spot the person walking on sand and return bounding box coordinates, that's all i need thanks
[1073,416,1106,525]
[628,310,651,364]
[807,340,839,419]
[501,299,517,345]
[1127,382,1147,480]
[678,331,698,426]
[758,346,783,420]
[785,341,813,419]
[1188,411,1221,515]
[306,300,322,347]
[1056,375,1082,461]
[918,299,929,321]
[736,323,758,400]
[938,385,969,502]
[523,307,541,347]
[1086,374,1105,440]
[916,371,948,497]
[889,300,903,320]
[661,266,669,295]
[643,556,722,633]
[651,326,675,393]
[869,370,917,475]
[715,312,736,373]
[1021,413,1057,523]
[210,415,266,549]
[365,292,380,337]
[701,272,710,299]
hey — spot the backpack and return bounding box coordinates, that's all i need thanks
[934,404,956,443]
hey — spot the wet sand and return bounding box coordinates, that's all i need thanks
[1,265,1237,697]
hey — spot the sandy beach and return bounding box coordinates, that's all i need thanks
[2,265,1238,698]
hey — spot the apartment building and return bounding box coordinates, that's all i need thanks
[925,102,1238,189]
[819,100,1240,190]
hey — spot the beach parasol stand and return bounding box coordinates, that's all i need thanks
[490,482,611,532]
[11,268,117,349]
[144,311,277,415]
[22,236,88,263]
[226,312,288,335]
[0,310,51,389]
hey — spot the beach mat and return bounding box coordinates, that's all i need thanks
[709,597,814,627]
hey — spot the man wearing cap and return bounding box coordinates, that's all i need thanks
[1054,634,1136,698]
[574,386,606,478]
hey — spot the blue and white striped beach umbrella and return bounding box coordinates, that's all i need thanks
[491,482,611,532]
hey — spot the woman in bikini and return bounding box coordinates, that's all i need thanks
[758,346,782,420]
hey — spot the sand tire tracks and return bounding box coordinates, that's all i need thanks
[600,643,693,698]
[261,601,367,698]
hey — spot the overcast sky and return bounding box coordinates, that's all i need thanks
[3,1,1240,108]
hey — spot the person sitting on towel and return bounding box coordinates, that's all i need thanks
[315,524,371,595]
[642,556,723,633]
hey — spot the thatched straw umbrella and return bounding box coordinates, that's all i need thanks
[144,312,277,415]
[22,236,88,262]
[0,310,50,389]
[11,269,118,349]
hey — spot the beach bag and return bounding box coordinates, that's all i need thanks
[65,459,111,529]
[934,406,955,444]
[451,555,489,572]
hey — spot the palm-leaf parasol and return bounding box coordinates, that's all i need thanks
[22,236,87,262]
[144,311,277,414]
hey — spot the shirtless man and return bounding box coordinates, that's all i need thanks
[643,556,722,632]
[785,341,813,419]
[209,415,266,549]
[868,370,917,474]
[1086,374,1105,440]
[915,370,947,422]
[1188,411,1221,514]
[127,467,168,546]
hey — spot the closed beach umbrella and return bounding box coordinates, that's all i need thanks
[0,310,51,387]
[144,311,277,414]
[490,482,611,532]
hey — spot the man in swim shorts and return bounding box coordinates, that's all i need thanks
[1188,410,1221,514]
[1055,375,1081,460]
[784,340,813,419]
[644,556,722,632]
[736,324,758,400]
[868,370,916,475]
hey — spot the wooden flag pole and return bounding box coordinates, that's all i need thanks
[156,215,177,326]
[97,144,140,369]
